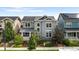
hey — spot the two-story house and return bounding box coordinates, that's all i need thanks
[20,16,35,41]
[58,13,79,40]
[34,16,56,40]
[20,16,56,42]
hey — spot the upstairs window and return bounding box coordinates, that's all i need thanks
[25,23,27,27]
[46,23,51,27]
[46,23,49,27]
[49,23,51,27]
[65,22,72,28]
[28,23,30,27]
[37,23,40,26]
[25,23,30,27]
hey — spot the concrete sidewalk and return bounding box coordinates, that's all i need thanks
[0,47,59,51]
[0,47,78,51]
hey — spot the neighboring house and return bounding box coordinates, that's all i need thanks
[20,16,56,41]
[58,13,79,39]
[20,16,35,41]
[0,16,21,42]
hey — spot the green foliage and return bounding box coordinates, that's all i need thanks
[63,39,79,46]
[37,40,46,45]
[63,39,70,46]
[4,21,14,42]
[14,34,23,45]
[37,39,53,47]
[44,41,53,47]
[28,32,39,50]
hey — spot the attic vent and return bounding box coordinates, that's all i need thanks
[39,16,47,20]
[47,18,51,20]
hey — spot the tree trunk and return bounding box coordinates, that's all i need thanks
[4,42,6,51]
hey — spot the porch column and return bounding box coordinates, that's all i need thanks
[66,32,68,38]
[76,32,78,39]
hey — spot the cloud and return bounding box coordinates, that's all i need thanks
[5,7,44,13]
[28,9,44,13]
[5,7,24,12]
[6,9,23,12]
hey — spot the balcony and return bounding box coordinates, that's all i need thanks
[64,22,79,29]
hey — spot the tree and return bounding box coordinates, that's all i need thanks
[3,20,14,50]
[52,26,64,45]
[4,21,14,42]
[14,33,23,47]
[28,32,39,50]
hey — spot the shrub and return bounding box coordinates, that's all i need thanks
[44,41,53,47]
[63,39,79,47]
[14,44,22,48]
[28,37,36,50]
[37,40,46,45]
[69,40,79,46]
[63,39,70,46]
[28,32,38,50]
[14,34,23,46]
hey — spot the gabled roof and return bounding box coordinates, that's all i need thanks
[22,16,35,21]
[59,13,79,20]
[38,15,55,20]
[0,16,21,21]
[22,16,55,21]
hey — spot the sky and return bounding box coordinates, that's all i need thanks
[1,7,79,19]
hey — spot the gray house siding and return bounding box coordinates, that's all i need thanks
[21,16,56,41]
[58,13,79,40]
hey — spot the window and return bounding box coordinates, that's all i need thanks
[25,23,27,27]
[66,22,72,25]
[46,32,52,37]
[68,32,76,37]
[28,23,30,27]
[46,32,49,37]
[37,28,40,31]
[37,23,40,26]
[65,22,72,27]
[49,23,51,27]
[23,32,29,37]
[49,32,51,37]
[46,23,51,27]
[25,23,30,27]
[46,23,49,27]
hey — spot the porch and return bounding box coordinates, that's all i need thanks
[65,31,79,39]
